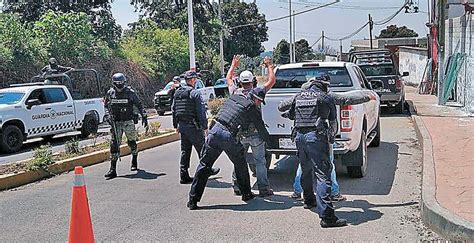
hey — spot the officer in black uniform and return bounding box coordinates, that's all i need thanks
[104,73,148,179]
[187,87,270,210]
[172,71,219,184]
[41,58,73,76]
[279,77,348,228]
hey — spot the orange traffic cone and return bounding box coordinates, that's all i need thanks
[68,166,94,243]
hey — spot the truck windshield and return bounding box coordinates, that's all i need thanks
[275,67,352,88]
[359,64,396,76]
[163,83,173,90]
[0,92,25,105]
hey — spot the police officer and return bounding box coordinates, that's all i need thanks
[187,87,270,210]
[226,55,276,197]
[104,73,148,179]
[278,75,347,228]
[172,71,219,184]
[41,58,73,76]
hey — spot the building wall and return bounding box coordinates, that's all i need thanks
[445,14,474,113]
[399,47,428,86]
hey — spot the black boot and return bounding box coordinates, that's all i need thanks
[105,159,117,179]
[131,154,138,171]
[320,217,348,228]
[180,169,193,184]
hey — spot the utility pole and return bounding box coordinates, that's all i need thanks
[187,0,196,70]
[321,30,325,53]
[369,14,374,50]
[289,0,293,63]
[437,0,446,105]
[293,10,296,62]
[218,0,225,77]
[339,40,343,61]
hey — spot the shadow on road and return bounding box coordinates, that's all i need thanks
[207,176,233,189]
[336,200,418,225]
[199,195,302,211]
[117,169,166,180]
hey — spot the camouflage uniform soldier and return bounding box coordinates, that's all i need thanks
[104,73,148,179]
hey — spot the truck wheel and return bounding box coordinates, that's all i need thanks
[395,96,405,114]
[80,114,99,138]
[369,117,381,147]
[0,125,23,153]
[347,130,368,178]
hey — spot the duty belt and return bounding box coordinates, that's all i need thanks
[215,120,238,135]
[295,127,327,136]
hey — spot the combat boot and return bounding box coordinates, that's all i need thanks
[105,159,118,179]
[131,154,138,171]
[180,169,193,184]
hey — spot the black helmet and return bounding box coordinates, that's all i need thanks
[112,73,127,91]
[249,87,266,105]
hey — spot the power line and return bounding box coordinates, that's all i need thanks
[310,36,323,48]
[227,0,340,30]
[373,2,409,25]
[289,1,402,11]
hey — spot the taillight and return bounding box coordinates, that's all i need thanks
[395,79,402,90]
[340,105,353,132]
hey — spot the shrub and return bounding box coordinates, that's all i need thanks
[65,139,81,154]
[207,98,226,118]
[28,145,54,171]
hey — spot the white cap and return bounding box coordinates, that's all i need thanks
[239,70,254,83]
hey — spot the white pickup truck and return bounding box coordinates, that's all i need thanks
[0,84,105,153]
[262,62,381,178]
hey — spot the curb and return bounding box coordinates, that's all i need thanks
[407,100,474,241]
[0,132,179,191]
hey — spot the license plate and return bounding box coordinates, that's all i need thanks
[279,138,296,149]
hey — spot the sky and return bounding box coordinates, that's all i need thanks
[111,0,431,52]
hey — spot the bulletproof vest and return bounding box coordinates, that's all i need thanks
[294,88,331,131]
[217,94,253,133]
[174,87,198,123]
[108,88,134,121]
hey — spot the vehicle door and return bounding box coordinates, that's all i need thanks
[24,87,74,137]
[195,80,212,102]
[353,67,377,130]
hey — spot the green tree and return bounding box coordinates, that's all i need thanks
[377,25,419,38]
[34,11,111,65]
[273,39,290,64]
[120,20,189,80]
[295,39,316,62]
[222,2,268,60]
[3,1,122,48]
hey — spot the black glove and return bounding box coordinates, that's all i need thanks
[142,114,148,128]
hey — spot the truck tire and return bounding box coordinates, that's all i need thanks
[369,116,381,147]
[80,114,99,138]
[0,125,23,153]
[347,130,368,178]
[395,96,405,114]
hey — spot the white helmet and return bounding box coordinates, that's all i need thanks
[239,70,254,83]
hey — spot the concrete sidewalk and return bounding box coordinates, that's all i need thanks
[406,86,474,240]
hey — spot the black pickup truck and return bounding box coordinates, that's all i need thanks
[349,50,409,113]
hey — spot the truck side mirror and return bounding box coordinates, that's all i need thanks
[402,71,409,77]
[26,99,41,109]
[370,80,383,91]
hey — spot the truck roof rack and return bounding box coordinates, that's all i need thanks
[9,82,46,88]
[348,50,393,65]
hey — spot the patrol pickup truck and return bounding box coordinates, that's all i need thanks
[262,62,381,178]
[0,83,105,153]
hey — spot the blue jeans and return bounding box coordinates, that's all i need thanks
[294,145,339,196]
[295,131,335,220]
[232,135,270,192]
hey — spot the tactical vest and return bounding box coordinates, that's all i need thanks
[108,88,134,121]
[216,94,253,133]
[174,87,198,123]
[294,88,330,132]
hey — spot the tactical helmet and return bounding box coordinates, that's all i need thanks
[239,70,254,83]
[112,73,127,91]
[309,72,331,85]
[173,76,180,82]
[184,70,199,80]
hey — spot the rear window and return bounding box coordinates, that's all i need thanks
[275,67,352,89]
[0,92,24,105]
[359,64,396,76]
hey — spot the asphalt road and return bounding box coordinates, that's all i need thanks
[0,114,174,165]
[0,111,442,241]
